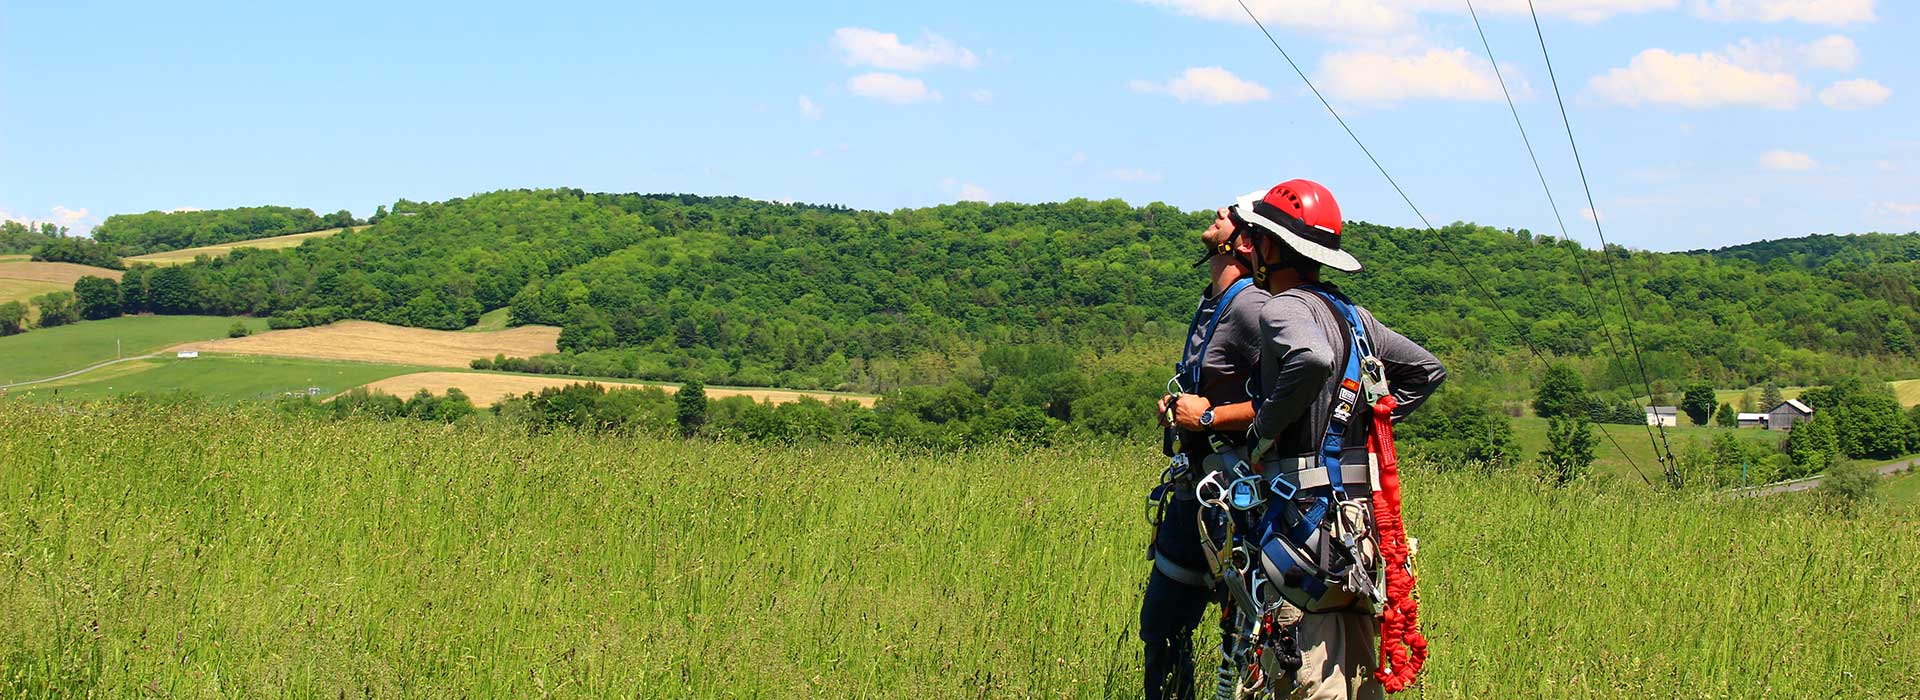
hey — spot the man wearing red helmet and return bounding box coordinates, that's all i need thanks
[1237,180,1446,699]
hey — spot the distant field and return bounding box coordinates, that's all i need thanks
[0,254,27,262]
[0,315,267,386]
[360,371,880,408]
[0,278,65,319]
[0,260,123,284]
[464,307,511,332]
[1512,416,1783,485]
[7,354,430,403]
[1895,379,1920,407]
[173,320,560,368]
[126,226,364,265]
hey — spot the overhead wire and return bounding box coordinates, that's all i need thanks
[1520,0,1682,486]
[1230,0,1652,484]
[1462,0,1663,487]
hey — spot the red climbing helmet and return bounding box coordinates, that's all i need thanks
[1232,179,1360,272]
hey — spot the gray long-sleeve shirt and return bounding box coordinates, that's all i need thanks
[1251,284,1446,458]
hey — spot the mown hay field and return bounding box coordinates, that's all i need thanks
[172,320,560,368]
[0,260,122,285]
[1,404,1914,698]
[125,226,363,266]
[361,371,880,408]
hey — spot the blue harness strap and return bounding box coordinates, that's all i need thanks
[1175,278,1255,392]
[1267,285,1373,542]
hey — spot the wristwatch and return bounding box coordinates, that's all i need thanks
[1199,409,1216,429]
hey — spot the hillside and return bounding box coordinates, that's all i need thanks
[119,191,1919,400]
[93,206,357,255]
[126,226,361,265]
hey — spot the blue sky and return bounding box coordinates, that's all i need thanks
[2,0,1911,250]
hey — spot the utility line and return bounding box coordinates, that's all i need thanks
[1463,0,1661,487]
[1522,0,1682,487]
[1230,0,1651,483]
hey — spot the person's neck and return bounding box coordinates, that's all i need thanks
[1208,258,1248,295]
[1259,267,1320,294]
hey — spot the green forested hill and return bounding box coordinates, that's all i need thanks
[92,206,358,255]
[96,190,1920,396]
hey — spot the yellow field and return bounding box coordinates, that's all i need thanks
[0,260,124,284]
[126,226,364,265]
[170,320,560,368]
[1896,379,1920,408]
[0,279,65,312]
[358,371,879,408]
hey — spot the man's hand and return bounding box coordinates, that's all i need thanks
[1172,393,1212,431]
[1156,395,1175,428]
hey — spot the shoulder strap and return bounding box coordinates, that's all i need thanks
[1176,278,1255,391]
[1301,286,1370,501]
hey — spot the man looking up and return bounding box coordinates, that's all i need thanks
[1237,179,1446,699]
[1141,204,1272,700]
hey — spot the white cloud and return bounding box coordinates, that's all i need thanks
[1105,168,1165,183]
[0,210,23,226]
[1131,0,1412,33]
[1818,78,1891,110]
[1580,207,1605,223]
[1758,149,1817,171]
[1068,151,1089,166]
[1691,0,1877,25]
[1724,35,1857,71]
[969,89,995,103]
[1403,0,1678,23]
[958,184,992,202]
[847,73,942,104]
[51,206,89,228]
[1130,67,1271,105]
[832,27,979,71]
[1875,160,1898,172]
[1317,48,1506,104]
[1587,48,1805,109]
[809,147,826,158]
[798,95,822,120]
[1872,201,1920,225]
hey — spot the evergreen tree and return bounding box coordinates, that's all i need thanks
[1761,383,1785,410]
[1540,416,1596,486]
[676,380,708,437]
[1714,402,1737,428]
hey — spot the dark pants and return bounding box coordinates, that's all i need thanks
[1142,494,1217,700]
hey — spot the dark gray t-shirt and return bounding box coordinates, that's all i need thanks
[1177,281,1271,449]
[1251,284,1447,460]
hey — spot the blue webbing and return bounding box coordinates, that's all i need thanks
[1175,278,1256,392]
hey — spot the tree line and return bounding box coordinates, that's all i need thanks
[92,206,356,255]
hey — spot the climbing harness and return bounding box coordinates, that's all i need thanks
[1148,277,1259,536]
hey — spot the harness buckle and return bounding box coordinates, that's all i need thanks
[1360,355,1391,403]
[1267,476,1297,501]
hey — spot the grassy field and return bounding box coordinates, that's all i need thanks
[125,226,364,265]
[361,371,880,408]
[0,260,123,284]
[3,355,433,403]
[1512,416,1783,484]
[1886,468,1920,501]
[0,404,1914,698]
[0,315,267,385]
[174,320,560,368]
[0,254,25,263]
[0,279,64,321]
[464,307,512,332]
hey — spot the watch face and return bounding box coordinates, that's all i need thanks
[1200,410,1214,427]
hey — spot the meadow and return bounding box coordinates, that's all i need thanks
[0,315,268,385]
[4,355,434,403]
[1511,416,1786,485]
[124,226,362,266]
[1,403,1913,698]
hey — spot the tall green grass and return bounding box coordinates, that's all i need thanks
[1,404,1914,698]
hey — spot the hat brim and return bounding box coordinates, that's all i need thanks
[1235,190,1362,273]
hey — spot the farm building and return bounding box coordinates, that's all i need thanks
[1766,399,1815,431]
[1645,406,1678,427]
[1736,412,1768,429]
[176,351,199,359]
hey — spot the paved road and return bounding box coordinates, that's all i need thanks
[0,354,157,390]
[1728,457,1918,498]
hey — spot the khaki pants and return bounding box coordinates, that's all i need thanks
[1271,603,1384,700]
